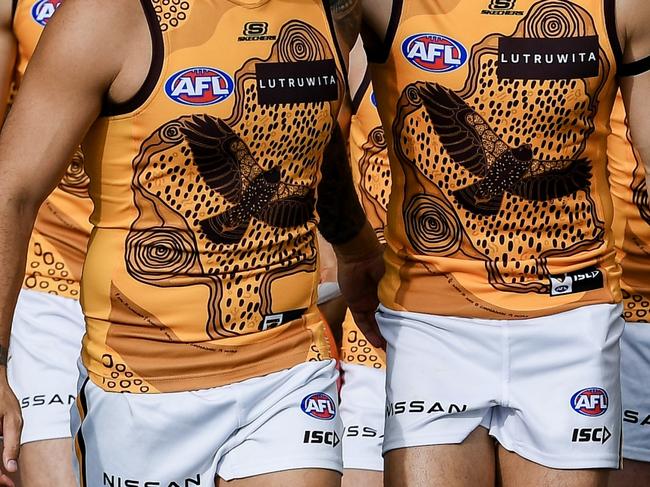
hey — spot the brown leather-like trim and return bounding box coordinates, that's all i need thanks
[101,0,164,117]
[365,0,404,64]
[620,56,650,77]
[351,67,371,114]
[604,0,623,74]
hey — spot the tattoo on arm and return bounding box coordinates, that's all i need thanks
[330,0,361,51]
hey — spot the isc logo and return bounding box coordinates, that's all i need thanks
[165,67,234,106]
[301,392,336,420]
[401,33,468,73]
[31,0,63,26]
[571,387,609,417]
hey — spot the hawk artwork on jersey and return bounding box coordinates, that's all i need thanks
[124,20,343,342]
[394,0,609,296]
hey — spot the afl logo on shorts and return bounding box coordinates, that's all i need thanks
[165,67,234,106]
[31,0,63,26]
[402,33,468,73]
[301,392,336,420]
[571,388,608,417]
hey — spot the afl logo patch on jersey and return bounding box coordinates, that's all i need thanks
[402,33,468,73]
[571,388,609,417]
[165,67,234,106]
[31,0,63,26]
[301,392,336,420]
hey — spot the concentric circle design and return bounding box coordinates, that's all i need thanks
[404,194,463,256]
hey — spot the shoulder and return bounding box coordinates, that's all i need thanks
[616,0,650,63]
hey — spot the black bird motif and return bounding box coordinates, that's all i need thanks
[181,115,315,244]
[419,83,591,215]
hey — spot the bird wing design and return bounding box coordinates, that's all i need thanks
[180,115,263,203]
[259,183,315,228]
[419,83,509,177]
[511,157,591,201]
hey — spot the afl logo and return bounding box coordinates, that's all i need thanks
[571,388,609,417]
[402,33,468,73]
[301,392,336,420]
[165,67,234,106]
[31,0,63,26]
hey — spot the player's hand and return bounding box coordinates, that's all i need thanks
[335,223,386,349]
[0,375,21,487]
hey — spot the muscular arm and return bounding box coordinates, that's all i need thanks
[0,0,150,481]
[618,0,650,188]
[0,1,16,121]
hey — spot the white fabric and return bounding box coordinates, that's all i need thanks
[317,282,342,305]
[621,322,650,462]
[339,362,385,471]
[377,303,624,469]
[7,289,84,444]
[71,360,342,485]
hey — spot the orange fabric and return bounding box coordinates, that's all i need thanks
[372,0,620,319]
[81,0,345,392]
[14,0,93,300]
[608,92,650,323]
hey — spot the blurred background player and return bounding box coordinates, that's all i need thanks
[608,91,650,486]
[0,0,375,486]
[0,2,91,486]
[348,0,650,485]
[338,37,388,487]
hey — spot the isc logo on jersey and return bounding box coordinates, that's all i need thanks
[402,33,468,73]
[301,392,336,420]
[31,0,63,26]
[571,387,608,417]
[165,67,234,106]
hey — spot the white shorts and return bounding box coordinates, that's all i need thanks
[377,303,624,470]
[339,362,386,471]
[621,322,650,462]
[71,360,342,485]
[7,289,84,444]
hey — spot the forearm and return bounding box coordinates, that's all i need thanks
[0,196,39,372]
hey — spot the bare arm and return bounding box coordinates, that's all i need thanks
[0,1,16,121]
[618,0,650,189]
[0,1,150,481]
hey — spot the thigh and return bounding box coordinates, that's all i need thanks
[342,469,383,487]
[8,291,84,446]
[377,306,501,454]
[384,427,495,487]
[620,323,650,463]
[340,363,385,473]
[609,459,650,486]
[491,304,624,470]
[19,439,76,487]
[217,469,341,487]
[497,446,609,487]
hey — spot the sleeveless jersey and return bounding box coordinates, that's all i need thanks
[81,0,345,393]
[370,0,621,319]
[342,74,387,368]
[608,92,650,323]
[14,0,93,300]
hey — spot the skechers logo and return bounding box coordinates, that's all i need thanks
[31,0,63,26]
[301,392,336,420]
[165,67,234,106]
[481,0,523,15]
[571,388,608,417]
[401,33,468,73]
[239,22,277,42]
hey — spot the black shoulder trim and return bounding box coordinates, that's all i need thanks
[322,0,349,81]
[11,0,18,20]
[365,0,403,64]
[351,68,371,114]
[620,56,650,77]
[101,0,164,117]
[604,0,623,72]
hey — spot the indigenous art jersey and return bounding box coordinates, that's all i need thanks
[81,0,345,393]
[370,0,622,319]
[342,75,387,368]
[608,92,650,323]
[13,0,93,300]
